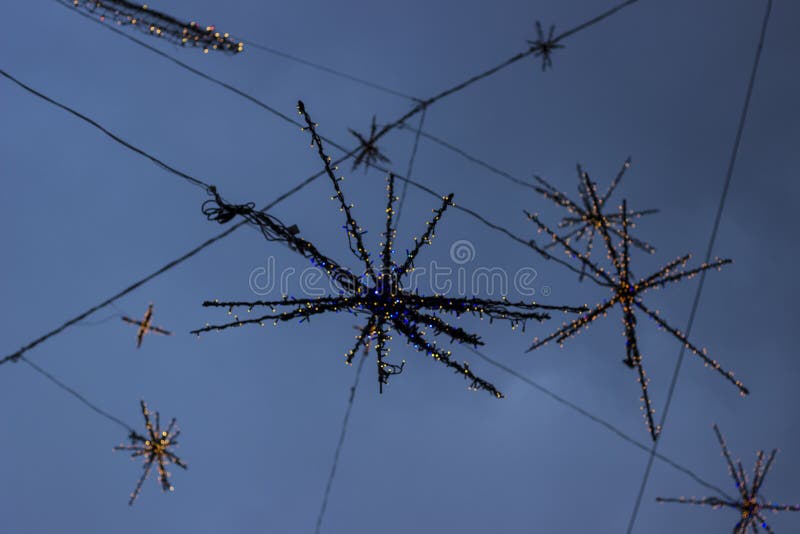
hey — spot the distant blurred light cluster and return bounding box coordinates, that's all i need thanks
[61,0,244,54]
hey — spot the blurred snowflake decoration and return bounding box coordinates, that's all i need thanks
[657,425,799,533]
[348,115,391,171]
[114,400,187,505]
[533,158,657,280]
[121,303,172,348]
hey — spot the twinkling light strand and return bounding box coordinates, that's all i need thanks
[194,102,586,396]
[57,0,243,54]
[656,425,799,533]
[627,1,773,529]
[114,399,187,505]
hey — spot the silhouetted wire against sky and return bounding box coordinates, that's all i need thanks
[315,351,370,534]
[20,356,134,433]
[393,108,427,230]
[54,0,552,196]
[625,0,774,531]
[0,70,211,192]
[240,38,421,102]
[467,347,734,500]
[1,0,643,365]
[396,123,540,191]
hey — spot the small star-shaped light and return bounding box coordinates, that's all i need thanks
[193,101,586,397]
[121,303,172,348]
[527,21,564,71]
[526,182,747,440]
[657,425,800,533]
[533,158,657,280]
[114,400,187,505]
[348,115,391,171]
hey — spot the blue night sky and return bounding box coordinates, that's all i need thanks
[2,0,799,532]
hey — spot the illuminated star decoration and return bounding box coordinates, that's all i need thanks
[527,21,564,71]
[526,179,747,440]
[121,303,172,348]
[348,115,391,171]
[60,0,244,54]
[657,425,800,533]
[114,400,187,505]
[192,101,586,397]
[533,158,657,280]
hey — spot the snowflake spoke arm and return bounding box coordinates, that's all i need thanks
[157,455,172,492]
[640,258,732,292]
[760,503,800,512]
[636,255,692,289]
[525,210,614,284]
[752,449,777,496]
[754,513,775,533]
[148,325,172,336]
[394,320,503,398]
[636,302,748,395]
[375,319,403,393]
[297,101,377,283]
[600,157,631,204]
[402,309,483,346]
[578,230,596,281]
[609,226,655,254]
[345,316,378,365]
[543,225,584,250]
[533,180,586,216]
[582,170,623,277]
[192,297,360,335]
[624,311,660,440]
[527,298,617,352]
[750,450,766,497]
[406,294,585,320]
[202,296,349,310]
[382,175,397,273]
[396,193,454,277]
[128,457,155,506]
[655,496,735,507]
[713,424,749,500]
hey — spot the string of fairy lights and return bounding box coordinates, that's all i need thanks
[58,0,243,53]
[1,0,795,530]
